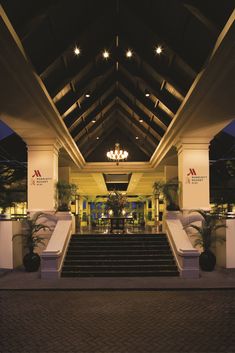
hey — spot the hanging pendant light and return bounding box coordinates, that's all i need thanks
[106,143,128,165]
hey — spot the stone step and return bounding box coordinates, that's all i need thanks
[68,245,171,251]
[65,254,174,260]
[64,259,176,266]
[71,235,166,241]
[69,239,168,245]
[66,249,172,255]
[61,270,179,277]
[62,264,178,272]
[61,233,179,278]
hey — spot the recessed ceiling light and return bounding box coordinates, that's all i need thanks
[85,92,91,98]
[155,46,162,55]
[135,136,139,140]
[96,136,99,140]
[145,89,150,97]
[139,119,143,123]
[102,50,110,59]
[126,49,133,58]
[74,46,80,56]
[92,119,96,123]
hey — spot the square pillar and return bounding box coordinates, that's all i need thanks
[177,139,210,210]
[27,139,61,212]
[59,167,71,183]
[164,165,178,182]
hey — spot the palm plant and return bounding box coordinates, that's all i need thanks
[153,178,180,211]
[56,181,78,211]
[14,212,50,271]
[153,180,164,197]
[184,209,226,271]
[22,212,48,252]
[0,164,26,215]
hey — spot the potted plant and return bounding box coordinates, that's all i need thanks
[105,190,127,217]
[13,212,50,272]
[56,181,78,211]
[105,191,127,233]
[81,212,88,227]
[153,178,180,211]
[184,209,226,271]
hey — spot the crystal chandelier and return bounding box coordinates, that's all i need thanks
[106,143,128,165]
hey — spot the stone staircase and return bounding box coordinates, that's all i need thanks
[61,233,179,277]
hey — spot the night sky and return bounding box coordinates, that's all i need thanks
[0,120,14,140]
[223,120,235,137]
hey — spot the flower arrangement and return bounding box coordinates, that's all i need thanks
[105,190,127,217]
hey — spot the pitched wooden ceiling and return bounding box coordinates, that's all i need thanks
[1,0,234,162]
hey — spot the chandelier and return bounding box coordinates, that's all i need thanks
[106,143,128,165]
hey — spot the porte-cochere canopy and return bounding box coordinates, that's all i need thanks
[1,0,234,162]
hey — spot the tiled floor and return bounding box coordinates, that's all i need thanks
[1,228,235,353]
[1,289,235,353]
[1,266,235,290]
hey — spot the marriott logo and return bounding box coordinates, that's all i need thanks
[32,170,41,177]
[187,168,196,176]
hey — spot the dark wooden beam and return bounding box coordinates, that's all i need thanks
[117,105,159,147]
[71,90,117,140]
[118,32,189,97]
[117,90,164,139]
[118,118,153,157]
[118,54,181,114]
[32,2,115,76]
[118,71,172,128]
[118,111,156,155]
[183,4,219,37]
[43,32,116,98]
[64,73,117,129]
[81,117,118,159]
[122,1,201,74]
[57,65,114,116]
[77,102,117,148]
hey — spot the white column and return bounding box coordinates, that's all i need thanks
[177,139,210,210]
[27,139,61,212]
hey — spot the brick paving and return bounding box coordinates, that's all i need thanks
[1,290,235,353]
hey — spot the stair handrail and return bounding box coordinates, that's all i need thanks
[165,218,200,278]
[41,220,72,279]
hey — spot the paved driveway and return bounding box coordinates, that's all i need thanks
[1,290,235,353]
